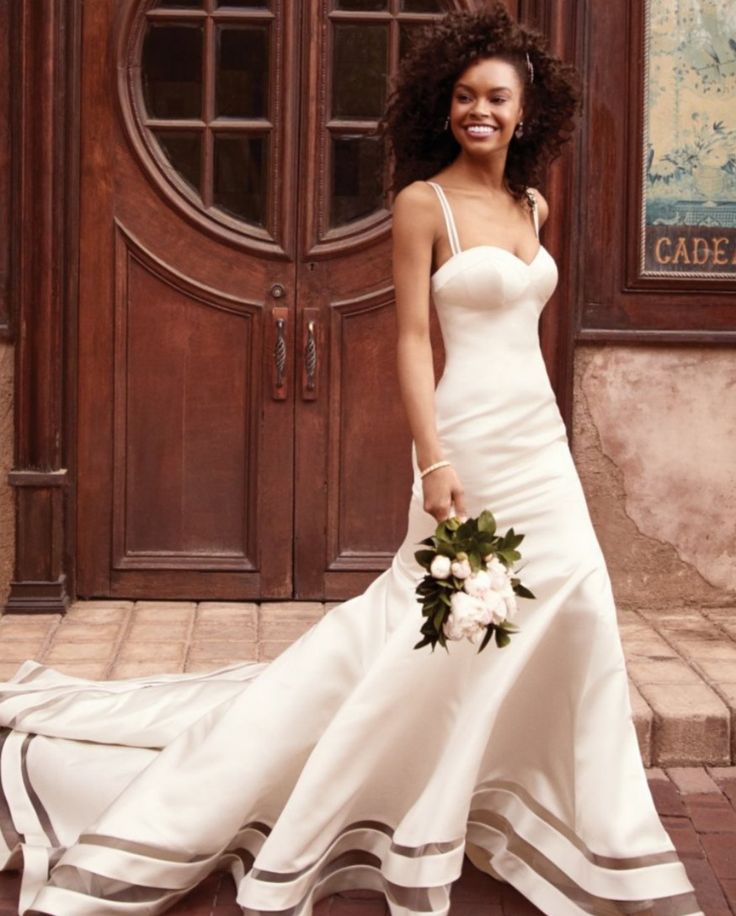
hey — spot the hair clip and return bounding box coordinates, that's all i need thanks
[525,51,534,84]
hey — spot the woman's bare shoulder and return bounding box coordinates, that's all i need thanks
[392,180,439,216]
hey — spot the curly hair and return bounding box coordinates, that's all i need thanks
[378,2,582,201]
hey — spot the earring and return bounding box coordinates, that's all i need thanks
[444,116,449,130]
[514,120,524,138]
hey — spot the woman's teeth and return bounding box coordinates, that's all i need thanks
[465,125,497,137]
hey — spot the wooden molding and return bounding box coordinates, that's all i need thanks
[4,0,81,614]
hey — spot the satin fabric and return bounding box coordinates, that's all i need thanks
[0,181,702,915]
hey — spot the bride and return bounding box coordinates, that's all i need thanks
[0,4,703,915]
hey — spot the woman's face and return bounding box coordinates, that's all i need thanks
[448,56,524,157]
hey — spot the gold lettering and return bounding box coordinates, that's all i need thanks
[673,237,690,264]
[713,237,728,265]
[692,237,710,265]
[655,237,672,264]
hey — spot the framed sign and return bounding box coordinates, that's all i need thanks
[643,0,736,278]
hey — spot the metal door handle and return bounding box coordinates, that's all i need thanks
[271,306,288,400]
[301,309,319,401]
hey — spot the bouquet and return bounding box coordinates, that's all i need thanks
[413,509,535,654]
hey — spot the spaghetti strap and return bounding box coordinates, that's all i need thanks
[426,181,462,256]
[526,188,539,239]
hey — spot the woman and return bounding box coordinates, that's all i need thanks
[0,5,702,916]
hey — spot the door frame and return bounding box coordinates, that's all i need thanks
[2,0,583,613]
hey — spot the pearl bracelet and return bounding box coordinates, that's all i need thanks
[419,459,451,479]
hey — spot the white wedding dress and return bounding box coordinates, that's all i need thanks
[0,181,702,916]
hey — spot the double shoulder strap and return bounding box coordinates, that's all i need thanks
[426,180,539,254]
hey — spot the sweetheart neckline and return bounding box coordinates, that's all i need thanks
[430,244,547,282]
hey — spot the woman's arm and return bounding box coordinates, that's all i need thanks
[392,181,443,469]
[392,181,467,522]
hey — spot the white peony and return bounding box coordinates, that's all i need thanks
[504,592,518,621]
[430,554,452,579]
[463,569,492,597]
[450,557,471,579]
[443,590,489,643]
[481,588,508,625]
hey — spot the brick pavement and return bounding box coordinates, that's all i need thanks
[0,601,735,913]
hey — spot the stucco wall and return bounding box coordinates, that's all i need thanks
[572,343,736,609]
[0,340,13,607]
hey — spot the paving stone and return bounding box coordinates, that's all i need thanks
[183,658,257,674]
[0,662,26,679]
[259,602,324,641]
[126,620,193,641]
[682,793,736,833]
[0,639,48,661]
[187,640,256,662]
[661,816,705,858]
[193,603,257,641]
[699,833,736,880]
[0,614,60,638]
[64,602,133,623]
[722,878,736,911]
[637,682,730,766]
[666,767,723,795]
[677,856,731,914]
[52,622,122,644]
[629,681,652,766]
[42,640,115,663]
[258,640,296,662]
[131,602,197,624]
[108,659,185,678]
[34,660,109,679]
[648,775,687,817]
[116,640,187,663]
[627,658,704,685]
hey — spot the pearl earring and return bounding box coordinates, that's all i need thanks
[444,116,449,130]
[514,121,524,138]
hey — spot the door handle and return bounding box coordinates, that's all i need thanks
[301,308,319,401]
[271,305,289,400]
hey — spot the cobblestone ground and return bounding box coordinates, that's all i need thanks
[0,601,734,913]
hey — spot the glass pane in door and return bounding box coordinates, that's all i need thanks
[400,0,443,10]
[330,135,384,225]
[142,25,203,119]
[332,24,388,119]
[216,25,270,118]
[213,134,268,224]
[153,131,201,192]
[334,0,388,8]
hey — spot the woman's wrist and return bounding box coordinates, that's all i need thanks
[419,459,452,479]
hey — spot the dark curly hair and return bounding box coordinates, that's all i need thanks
[378,2,582,201]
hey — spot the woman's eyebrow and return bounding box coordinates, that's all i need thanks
[454,82,513,92]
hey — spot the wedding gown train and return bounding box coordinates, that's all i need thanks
[0,181,702,915]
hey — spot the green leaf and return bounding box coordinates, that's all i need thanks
[439,592,452,607]
[414,549,437,568]
[432,606,446,632]
[477,625,495,653]
[477,510,496,534]
[513,584,536,599]
[495,628,511,648]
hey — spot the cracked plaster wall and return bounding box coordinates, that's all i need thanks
[572,343,735,609]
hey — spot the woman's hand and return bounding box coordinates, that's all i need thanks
[422,465,467,523]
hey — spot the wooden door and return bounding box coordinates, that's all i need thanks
[76,0,448,600]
